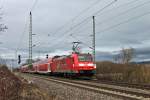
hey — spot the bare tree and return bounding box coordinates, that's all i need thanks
[120,48,135,64]
[0,8,7,32]
[0,8,7,65]
[113,48,135,64]
[113,54,121,63]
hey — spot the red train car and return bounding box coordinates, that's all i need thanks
[21,58,52,74]
[20,65,29,73]
[35,58,52,74]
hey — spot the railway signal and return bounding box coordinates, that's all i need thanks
[18,55,21,64]
[46,54,48,59]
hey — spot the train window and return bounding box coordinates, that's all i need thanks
[78,54,92,62]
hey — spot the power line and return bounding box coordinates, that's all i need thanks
[47,33,70,49]
[47,0,117,47]
[96,0,150,27]
[68,20,91,35]
[71,0,103,22]
[93,0,117,16]
[45,17,91,48]
[16,16,29,52]
[46,0,117,50]
[46,19,92,50]
[67,1,150,52]
[60,0,117,35]
[70,34,93,49]
[49,0,103,37]
[31,0,39,11]
[95,0,140,17]
[97,11,150,33]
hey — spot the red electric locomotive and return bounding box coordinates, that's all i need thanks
[51,53,96,76]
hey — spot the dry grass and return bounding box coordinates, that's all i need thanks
[20,82,52,100]
[0,65,22,100]
[0,64,53,100]
[96,61,150,84]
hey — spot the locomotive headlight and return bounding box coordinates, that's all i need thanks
[87,64,94,66]
[94,64,97,68]
[79,64,85,66]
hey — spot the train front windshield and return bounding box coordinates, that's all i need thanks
[78,54,92,62]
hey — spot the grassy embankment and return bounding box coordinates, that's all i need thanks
[0,65,53,100]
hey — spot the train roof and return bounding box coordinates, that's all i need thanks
[33,58,52,64]
[52,53,92,61]
[21,65,28,68]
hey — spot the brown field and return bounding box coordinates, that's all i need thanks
[96,61,150,84]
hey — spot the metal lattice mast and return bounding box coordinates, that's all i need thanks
[29,12,32,65]
[92,16,96,63]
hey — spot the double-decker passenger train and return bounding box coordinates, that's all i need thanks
[21,42,96,77]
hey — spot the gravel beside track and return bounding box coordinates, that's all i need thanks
[91,79,150,90]
[20,73,126,100]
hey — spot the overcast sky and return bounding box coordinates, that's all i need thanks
[0,0,150,62]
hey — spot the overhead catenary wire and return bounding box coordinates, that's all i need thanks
[69,0,150,38]
[16,16,29,51]
[49,0,103,37]
[95,0,140,17]
[55,0,117,36]
[93,0,117,16]
[66,0,146,37]
[70,0,142,36]
[97,11,150,33]
[45,17,92,48]
[32,0,142,44]
[70,34,93,50]
[96,0,150,27]
[30,0,39,11]
[47,0,118,48]
[53,0,150,52]
[71,0,103,22]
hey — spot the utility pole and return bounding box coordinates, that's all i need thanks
[29,12,32,66]
[92,16,96,64]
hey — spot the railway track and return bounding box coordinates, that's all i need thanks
[22,73,150,100]
[92,80,150,90]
